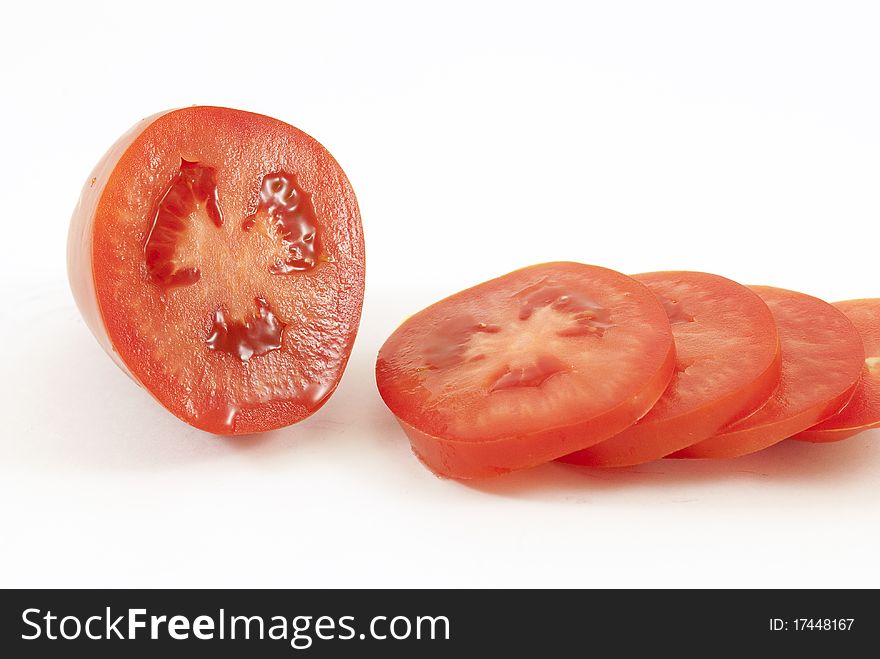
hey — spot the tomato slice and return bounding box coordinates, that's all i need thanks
[794,299,880,443]
[68,107,364,434]
[375,262,676,478]
[559,272,781,467]
[674,287,864,458]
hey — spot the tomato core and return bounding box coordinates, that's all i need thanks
[422,282,618,394]
[516,283,614,335]
[143,160,326,365]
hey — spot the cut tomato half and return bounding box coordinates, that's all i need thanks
[68,107,365,434]
[794,299,880,443]
[674,286,864,458]
[375,262,676,478]
[559,272,781,467]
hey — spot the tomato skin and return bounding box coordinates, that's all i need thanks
[559,272,782,468]
[68,111,169,381]
[376,262,677,479]
[795,426,863,443]
[681,383,856,453]
[795,299,880,443]
[674,287,864,458]
[68,107,364,434]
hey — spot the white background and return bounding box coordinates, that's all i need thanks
[1,0,879,588]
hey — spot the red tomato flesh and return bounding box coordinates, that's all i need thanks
[559,272,781,467]
[375,262,676,478]
[68,107,364,434]
[795,299,880,443]
[674,286,864,458]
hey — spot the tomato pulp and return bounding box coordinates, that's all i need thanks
[795,299,880,443]
[675,287,864,458]
[560,272,781,467]
[375,262,676,478]
[68,107,365,434]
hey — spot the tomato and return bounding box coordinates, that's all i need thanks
[375,262,676,478]
[674,287,864,458]
[68,107,364,434]
[794,299,880,443]
[559,272,781,467]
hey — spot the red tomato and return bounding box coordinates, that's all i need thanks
[559,272,781,467]
[68,107,364,434]
[674,287,864,458]
[375,263,676,478]
[795,299,880,443]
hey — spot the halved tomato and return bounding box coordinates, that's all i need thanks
[559,272,781,467]
[375,262,676,479]
[68,107,365,434]
[674,286,864,458]
[795,299,880,443]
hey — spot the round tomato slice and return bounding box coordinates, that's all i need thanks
[674,287,863,458]
[794,299,880,443]
[559,272,781,467]
[375,262,676,479]
[68,107,364,434]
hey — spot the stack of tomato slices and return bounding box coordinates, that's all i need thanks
[375,262,880,479]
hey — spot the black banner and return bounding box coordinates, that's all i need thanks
[0,589,875,656]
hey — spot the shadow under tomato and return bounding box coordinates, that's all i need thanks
[16,298,359,471]
[458,430,879,499]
